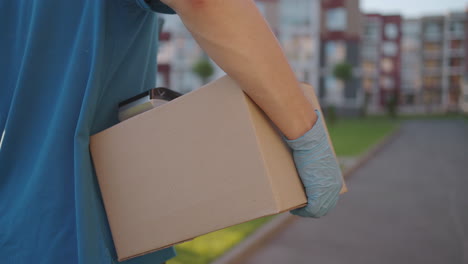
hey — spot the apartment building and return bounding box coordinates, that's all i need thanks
[466,9,468,76]
[442,12,466,111]
[361,14,382,111]
[320,0,362,114]
[380,15,402,107]
[419,13,467,112]
[463,9,468,113]
[361,11,467,113]
[401,19,422,106]
[421,16,445,110]
[278,0,321,90]
[361,14,402,111]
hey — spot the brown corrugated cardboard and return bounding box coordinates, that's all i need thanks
[90,75,346,261]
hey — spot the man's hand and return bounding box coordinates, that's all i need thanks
[283,110,343,218]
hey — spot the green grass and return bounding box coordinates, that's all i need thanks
[326,112,468,156]
[327,116,399,156]
[168,216,273,264]
[169,115,405,264]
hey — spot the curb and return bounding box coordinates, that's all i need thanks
[211,213,296,264]
[212,125,403,264]
[339,125,403,180]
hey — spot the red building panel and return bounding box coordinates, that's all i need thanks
[322,0,345,9]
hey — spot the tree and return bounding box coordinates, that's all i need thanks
[333,62,373,117]
[386,93,398,119]
[326,62,353,124]
[192,58,214,84]
[333,62,353,82]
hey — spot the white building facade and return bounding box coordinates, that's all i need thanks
[401,19,422,107]
[277,0,321,90]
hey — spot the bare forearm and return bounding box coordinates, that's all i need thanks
[162,0,317,139]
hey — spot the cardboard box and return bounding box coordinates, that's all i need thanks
[90,75,346,261]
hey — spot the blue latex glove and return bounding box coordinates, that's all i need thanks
[282,110,343,218]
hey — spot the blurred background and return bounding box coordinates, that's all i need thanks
[157,0,468,117]
[153,0,468,263]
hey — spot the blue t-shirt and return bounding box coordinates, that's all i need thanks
[0,1,176,263]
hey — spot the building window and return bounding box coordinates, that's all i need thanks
[424,22,442,40]
[325,41,346,65]
[380,77,395,90]
[450,39,463,49]
[450,75,461,88]
[284,35,315,62]
[280,0,311,26]
[402,21,420,36]
[363,78,374,92]
[423,76,440,87]
[326,8,347,31]
[381,58,394,73]
[385,23,399,39]
[424,59,439,68]
[402,38,419,51]
[362,45,378,59]
[362,60,376,74]
[449,58,463,67]
[424,43,441,52]
[364,23,379,40]
[449,21,464,36]
[382,41,398,56]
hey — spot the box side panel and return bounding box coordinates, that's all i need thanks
[90,75,278,260]
[244,95,308,213]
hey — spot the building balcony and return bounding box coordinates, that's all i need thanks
[447,48,465,57]
[445,32,465,40]
[363,36,380,44]
[423,34,443,42]
[423,50,443,58]
[362,54,379,62]
[446,66,464,75]
[402,72,421,81]
[448,86,462,94]
[422,85,442,92]
[362,48,379,58]
[423,67,443,75]
[401,84,422,93]
[362,70,379,78]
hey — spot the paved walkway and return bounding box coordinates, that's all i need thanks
[243,120,468,264]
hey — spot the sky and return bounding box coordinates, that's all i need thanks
[361,0,468,18]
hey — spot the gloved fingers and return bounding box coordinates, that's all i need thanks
[312,177,342,207]
[292,180,342,218]
[290,192,326,218]
[283,110,343,218]
[314,187,341,217]
[290,205,321,218]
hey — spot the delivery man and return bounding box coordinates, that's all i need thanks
[0,0,342,263]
